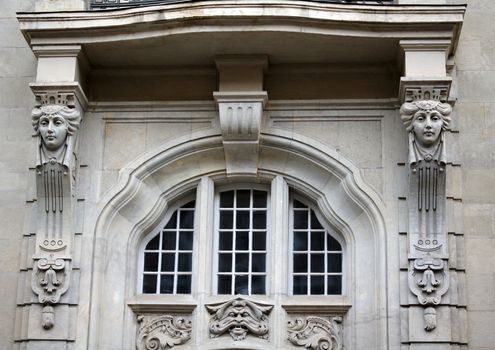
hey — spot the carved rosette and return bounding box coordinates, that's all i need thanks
[136,315,192,350]
[287,316,343,350]
[205,297,273,341]
[401,87,452,332]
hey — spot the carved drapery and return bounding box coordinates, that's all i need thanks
[136,315,192,350]
[401,86,452,332]
[205,297,273,341]
[287,316,343,350]
[30,91,82,330]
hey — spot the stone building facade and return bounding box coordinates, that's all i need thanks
[1,0,494,349]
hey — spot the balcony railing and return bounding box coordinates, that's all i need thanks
[91,0,394,10]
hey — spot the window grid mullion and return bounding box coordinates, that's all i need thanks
[232,190,237,295]
[248,189,253,294]
[157,230,164,294]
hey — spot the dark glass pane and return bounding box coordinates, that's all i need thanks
[235,253,249,272]
[164,212,177,229]
[218,254,232,272]
[293,275,307,295]
[236,190,250,208]
[220,210,233,229]
[327,275,342,294]
[178,253,192,272]
[252,253,266,272]
[294,199,307,208]
[236,211,249,229]
[293,253,308,273]
[252,211,266,229]
[293,231,308,251]
[162,231,176,250]
[235,231,249,250]
[218,275,232,294]
[234,275,249,294]
[251,275,266,294]
[310,232,325,251]
[220,191,234,208]
[311,254,325,272]
[252,232,266,251]
[327,254,342,273]
[327,235,342,251]
[160,274,174,294]
[145,234,160,250]
[179,231,193,250]
[252,190,267,208]
[294,210,308,229]
[310,210,323,229]
[177,275,191,294]
[310,275,325,295]
[144,253,159,272]
[183,200,195,208]
[161,253,175,272]
[142,274,157,293]
[179,210,194,229]
[219,231,233,250]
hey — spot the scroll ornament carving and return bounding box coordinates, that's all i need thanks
[205,297,273,341]
[136,315,192,350]
[287,316,343,350]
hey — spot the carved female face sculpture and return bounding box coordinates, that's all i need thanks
[411,109,444,148]
[38,114,69,151]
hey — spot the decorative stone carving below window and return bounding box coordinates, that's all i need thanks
[287,316,343,350]
[205,297,273,341]
[136,315,192,350]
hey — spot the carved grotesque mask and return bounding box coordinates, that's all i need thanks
[411,107,444,148]
[38,112,69,151]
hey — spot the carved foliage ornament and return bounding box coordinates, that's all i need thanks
[136,315,192,350]
[206,297,273,341]
[32,254,70,305]
[287,316,343,350]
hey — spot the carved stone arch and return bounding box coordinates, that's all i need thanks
[89,130,388,350]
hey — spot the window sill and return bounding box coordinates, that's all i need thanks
[281,295,351,314]
[127,294,197,314]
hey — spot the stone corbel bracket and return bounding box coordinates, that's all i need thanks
[214,91,268,175]
[287,316,343,350]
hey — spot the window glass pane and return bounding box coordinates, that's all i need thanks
[144,253,159,272]
[310,231,325,251]
[293,199,306,208]
[179,231,193,250]
[161,253,175,272]
[293,275,307,295]
[251,276,266,294]
[162,231,176,250]
[179,210,194,229]
[293,231,308,251]
[235,231,249,250]
[142,274,157,293]
[310,211,323,229]
[236,211,249,229]
[160,275,174,294]
[219,231,233,250]
[252,253,266,272]
[235,253,249,272]
[178,253,192,272]
[293,253,308,273]
[182,200,195,208]
[220,191,234,208]
[327,275,342,295]
[252,210,266,229]
[294,210,308,229]
[252,190,266,208]
[164,212,177,229]
[218,254,232,272]
[310,275,325,294]
[234,275,249,294]
[327,253,342,273]
[252,232,266,251]
[218,275,232,294]
[236,190,250,208]
[177,275,192,294]
[310,254,325,273]
[327,235,342,251]
[220,210,233,229]
[145,234,160,250]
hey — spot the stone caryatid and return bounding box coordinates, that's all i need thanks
[30,92,82,330]
[400,88,452,332]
